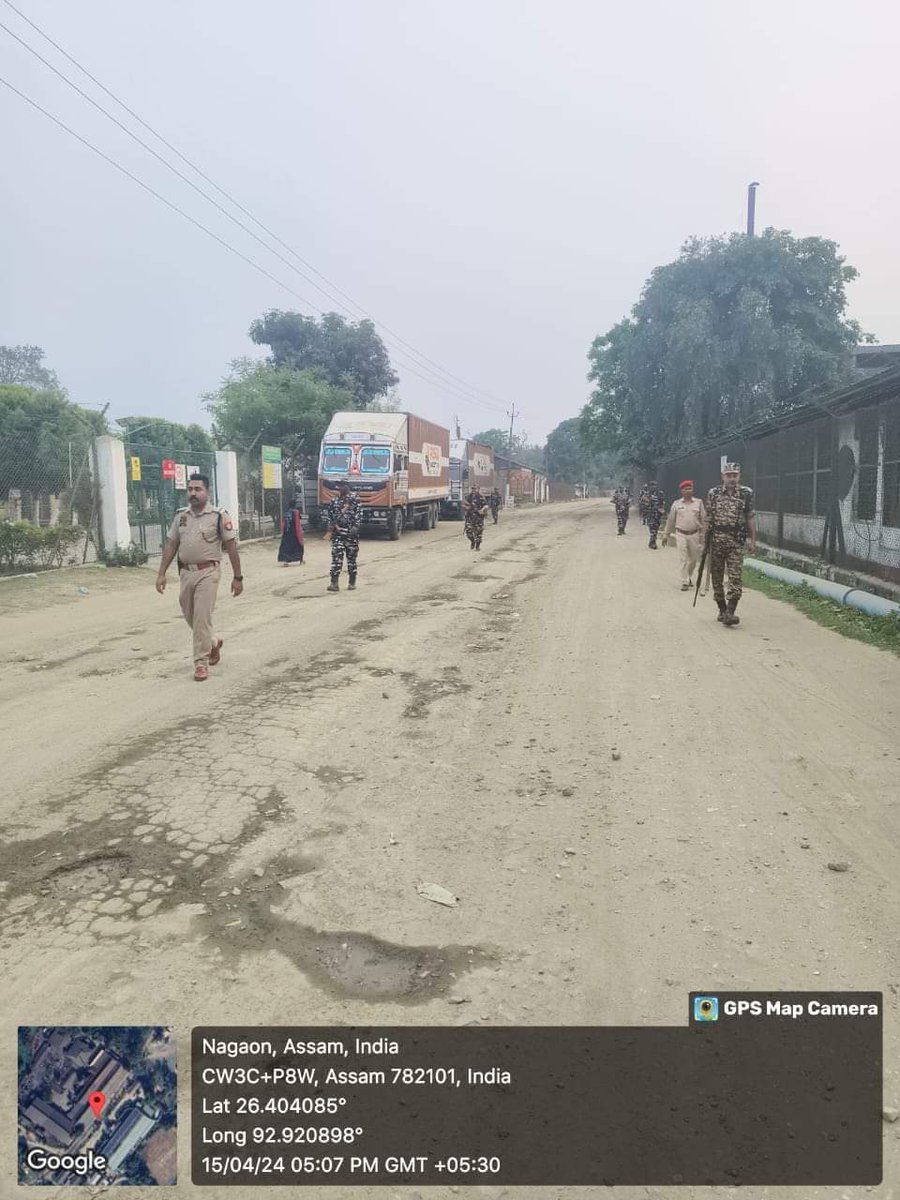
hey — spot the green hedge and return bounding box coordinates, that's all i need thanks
[0,521,85,572]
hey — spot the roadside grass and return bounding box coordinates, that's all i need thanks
[744,567,900,656]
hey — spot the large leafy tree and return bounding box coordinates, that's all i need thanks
[0,345,61,391]
[471,427,545,468]
[545,416,620,485]
[583,229,867,466]
[115,416,214,456]
[249,310,398,406]
[204,359,353,470]
[0,385,107,498]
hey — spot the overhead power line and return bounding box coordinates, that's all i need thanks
[0,74,500,420]
[0,0,512,417]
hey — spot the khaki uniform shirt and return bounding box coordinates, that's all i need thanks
[167,504,237,565]
[664,497,706,536]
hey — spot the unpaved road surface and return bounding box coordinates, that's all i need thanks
[2,500,898,1199]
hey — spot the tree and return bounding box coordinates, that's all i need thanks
[115,416,214,456]
[471,427,545,467]
[583,229,868,467]
[545,416,621,485]
[0,345,61,391]
[249,310,398,406]
[204,359,353,470]
[0,385,106,501]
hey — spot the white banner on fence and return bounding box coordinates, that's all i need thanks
[174,463,187,490]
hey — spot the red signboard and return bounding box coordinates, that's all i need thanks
[161,459,176,480]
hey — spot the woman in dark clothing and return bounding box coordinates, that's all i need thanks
[278,498,305,565]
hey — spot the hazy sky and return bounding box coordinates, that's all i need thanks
[3,0,898,442]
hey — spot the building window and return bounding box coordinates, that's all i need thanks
[855,410,879,521]
[883,401,900,529]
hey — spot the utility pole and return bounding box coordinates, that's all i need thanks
[506,404,518,458]
[455,415,461,439]
[746,181,760,236]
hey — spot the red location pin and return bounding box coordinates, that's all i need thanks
[88,1092,106,1119]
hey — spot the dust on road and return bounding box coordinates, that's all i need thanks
[1,501,898,1199]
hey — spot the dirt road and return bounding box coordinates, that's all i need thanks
[2,501,898,1199]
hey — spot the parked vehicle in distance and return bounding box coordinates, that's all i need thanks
[314,411,450,539]
[441,439,495,519]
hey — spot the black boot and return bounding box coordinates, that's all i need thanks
[716,601,727,622]
[724,599,740,625]
[348,574,357,591]
[327,578,339,592]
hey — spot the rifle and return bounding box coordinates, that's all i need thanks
[693,525,712,608]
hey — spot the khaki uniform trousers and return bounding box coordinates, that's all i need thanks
[179,564,220,664]
[676,530,701,585]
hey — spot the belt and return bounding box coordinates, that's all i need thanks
[675,528,700,536]
[180,560,220,572]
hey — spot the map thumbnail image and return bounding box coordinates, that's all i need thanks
[18,1026,176,1186]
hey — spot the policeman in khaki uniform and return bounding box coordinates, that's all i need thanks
[156,473,243,680]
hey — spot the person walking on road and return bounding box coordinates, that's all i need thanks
[612,485,632,535]
[277,496,305,566]
[638,484,650,525]
[645,481,666,549]
[325,481,362,592]
[155,473,243,681]
[704,462,756,625]
[463,486,488,550]
[661,480,706,589]
[489,488,502,525]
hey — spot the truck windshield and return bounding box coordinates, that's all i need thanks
[359,446,392,474]
[322,445,352,474]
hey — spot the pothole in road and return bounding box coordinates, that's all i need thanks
[43,853,131,898]
[312,766,365,788]
[207,903,495,1002]
[401,669,471,719]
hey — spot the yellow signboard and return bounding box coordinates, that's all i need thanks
[130,456,142,481]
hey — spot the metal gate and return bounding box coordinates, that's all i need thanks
[123,442,218,556]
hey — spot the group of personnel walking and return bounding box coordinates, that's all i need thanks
[155,462,755,682]
[612,462,757,626]
[156,472,507,679]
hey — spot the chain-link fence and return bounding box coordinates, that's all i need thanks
[122,442,218,556]
[0,426,100,574]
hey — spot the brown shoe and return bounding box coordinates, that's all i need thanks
[194,664,209,682]
[208,639,223,666]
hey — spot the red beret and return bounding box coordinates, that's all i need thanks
[679,479,693,489]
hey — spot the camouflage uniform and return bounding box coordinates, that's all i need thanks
[326,493,362,588]
[464,489,487,549]
[638,486,650,525]
[645,485,666,548]
[705,483,754,620]
[612,487,631,534]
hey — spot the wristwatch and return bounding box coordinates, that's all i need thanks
[233,575,244,581]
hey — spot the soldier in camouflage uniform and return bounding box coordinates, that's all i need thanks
[325,481,362,592]
[611,486,631,535]
[704,462,757,625]
[463,486,488,550]
[645,481,666,549]
[638,484,650,525]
